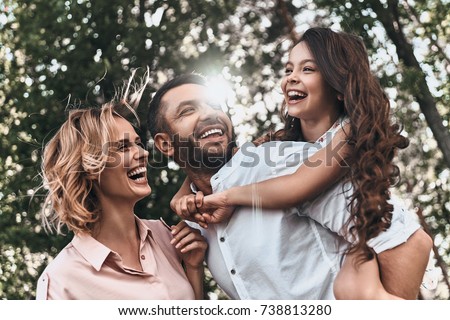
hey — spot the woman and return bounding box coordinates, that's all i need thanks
[36,74,207,299]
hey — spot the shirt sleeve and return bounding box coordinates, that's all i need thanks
[302,184,421,253]
[300,181,354,242]
[367,195,421,254]
[36,273,49,300]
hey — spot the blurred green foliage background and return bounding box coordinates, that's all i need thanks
[0,0,448,299]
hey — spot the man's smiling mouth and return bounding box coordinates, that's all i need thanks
[199,128,224,139]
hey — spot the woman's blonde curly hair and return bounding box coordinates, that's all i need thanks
[40,70,149,235]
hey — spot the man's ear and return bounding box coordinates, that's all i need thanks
[154,133,174,157]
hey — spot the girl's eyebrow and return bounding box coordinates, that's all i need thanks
[300,58,316,65]
[286,58,316,66]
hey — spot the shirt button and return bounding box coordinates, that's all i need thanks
[220,237,225,242]
[141,255,146,260]
[230,269,236,275]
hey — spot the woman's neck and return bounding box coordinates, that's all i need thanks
[92,201,143,271]
[93,198,137,241]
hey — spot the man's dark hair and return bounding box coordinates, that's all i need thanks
[147,73,207,138]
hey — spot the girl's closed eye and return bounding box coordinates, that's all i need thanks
[117,141,146,152]
[284,68,293,75]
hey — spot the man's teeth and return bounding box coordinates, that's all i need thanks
[199,128,223,139]
[127,167,146,179]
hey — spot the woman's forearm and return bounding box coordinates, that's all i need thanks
[185,265,204,300]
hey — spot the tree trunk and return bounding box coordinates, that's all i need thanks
[371,0,450,168]
[277,0,300,43]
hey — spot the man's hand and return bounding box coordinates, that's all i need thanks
[171,192,208,228]
[171,190,237,226]
[170,220,208,269]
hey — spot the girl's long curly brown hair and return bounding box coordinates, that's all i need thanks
[257,27,409,262]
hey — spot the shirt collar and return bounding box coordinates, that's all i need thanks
[72,233,111,272]
[72,216,153,271]
[135,215,153,242]
[190,182,199,194]
[315,116,349,147]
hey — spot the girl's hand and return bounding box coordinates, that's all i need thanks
[200,191,237,224]
[170,221,207,269]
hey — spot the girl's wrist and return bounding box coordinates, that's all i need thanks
[225,187,241,206]
[227,185,252,207]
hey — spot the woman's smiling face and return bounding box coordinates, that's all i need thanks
[96,116,151,203]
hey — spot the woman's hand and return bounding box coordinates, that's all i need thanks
[170,221,207,269]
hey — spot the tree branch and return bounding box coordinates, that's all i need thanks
[276,0,300,44]
[402,1,450,65]
[369,0,450,168]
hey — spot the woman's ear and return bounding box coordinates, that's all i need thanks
[154,133,174,157]
[337,93,344,101]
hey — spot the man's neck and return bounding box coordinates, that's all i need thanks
[184,167,219,195]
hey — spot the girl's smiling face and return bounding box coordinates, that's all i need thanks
[281,41,340,123]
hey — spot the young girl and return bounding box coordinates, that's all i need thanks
[36,73,207,299]
[172,28,432,299]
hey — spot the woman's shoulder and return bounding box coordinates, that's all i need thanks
[140,217,170,230]
[140,218,173,241]
[37,240,80,279]
[139,218,181,261]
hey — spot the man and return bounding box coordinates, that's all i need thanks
[147,73,432,299]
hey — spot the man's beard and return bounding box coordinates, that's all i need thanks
[171,133,236,172]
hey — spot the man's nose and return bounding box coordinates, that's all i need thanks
[199,103,221,118]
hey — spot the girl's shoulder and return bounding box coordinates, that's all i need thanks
[316,117,350,147]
